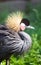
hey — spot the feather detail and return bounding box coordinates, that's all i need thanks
[5,12,23,32]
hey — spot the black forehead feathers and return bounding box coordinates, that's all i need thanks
[21,18,30,26]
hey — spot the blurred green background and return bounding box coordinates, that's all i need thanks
[0,0,41,65]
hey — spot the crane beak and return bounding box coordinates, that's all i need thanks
[26,25,35,29]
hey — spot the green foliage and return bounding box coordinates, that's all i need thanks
[25,2,32,14]
[0,10,9,24]
[0,3,41,65]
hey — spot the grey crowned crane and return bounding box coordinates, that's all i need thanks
[0,12,35,65]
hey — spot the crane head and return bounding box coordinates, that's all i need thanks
[20,18,35,31]
[5,12,35,32]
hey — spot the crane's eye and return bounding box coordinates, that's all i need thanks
[21,18,30,26]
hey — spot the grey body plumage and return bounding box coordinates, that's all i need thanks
[0,25,32,62]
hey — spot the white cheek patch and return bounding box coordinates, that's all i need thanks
[21,23,25,27]
[20,23,26,30]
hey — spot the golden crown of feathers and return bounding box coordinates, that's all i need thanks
[5,12,23,32]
